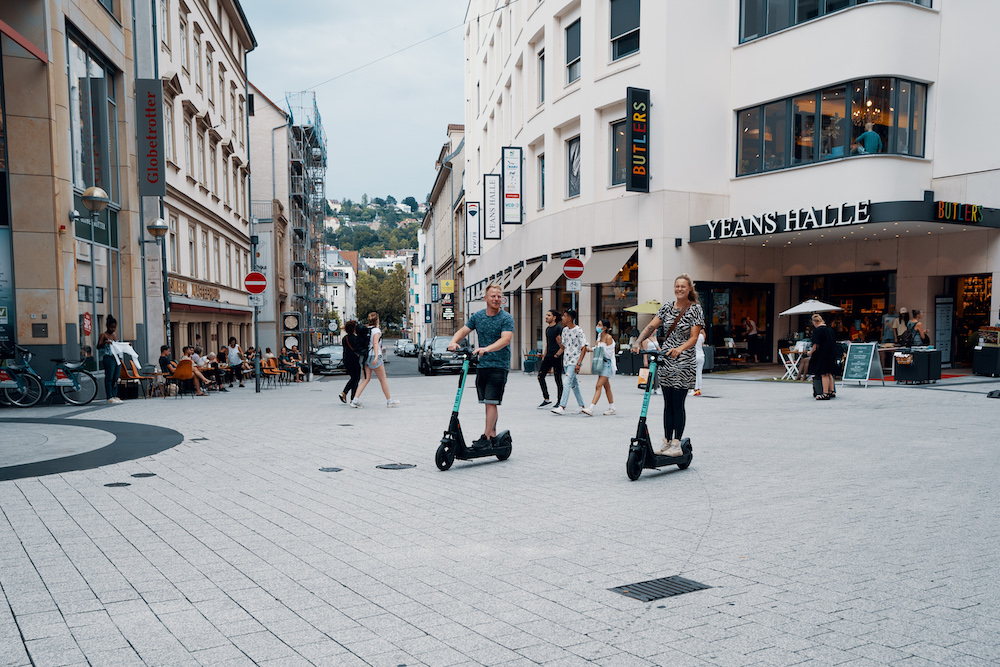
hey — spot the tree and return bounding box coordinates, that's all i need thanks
[372,197,386,208]
[361,193,369,207]
[402,196,418,213]
[385,195,397,206]
[355,265,407,330]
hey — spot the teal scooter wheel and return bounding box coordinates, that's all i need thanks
[435,441,455,471]
[626,446,644,481]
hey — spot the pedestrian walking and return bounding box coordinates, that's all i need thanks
[582,318,617,415]
[632,274,704,456]
[339,320,363,404]
[352,312,399,408]
[447,284,514,446]
[551,309,588,415]
[536,309,564,408]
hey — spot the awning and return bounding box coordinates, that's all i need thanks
[0,19,47,64]
[580,247,636,285]
[524,260,566,290]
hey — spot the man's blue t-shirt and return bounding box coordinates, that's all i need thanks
[465,309,515,369]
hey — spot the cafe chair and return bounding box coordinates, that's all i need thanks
[120,359,156,398]
[164,359,197,398]
[778,348,799,380]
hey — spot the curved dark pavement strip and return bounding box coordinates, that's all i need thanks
[0,418,185,482]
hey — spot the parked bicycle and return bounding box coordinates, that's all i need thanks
[0,344,98,407]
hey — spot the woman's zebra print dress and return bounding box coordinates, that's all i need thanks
[655,302,705,390]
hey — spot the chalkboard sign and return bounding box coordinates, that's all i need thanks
[842,342,885,387]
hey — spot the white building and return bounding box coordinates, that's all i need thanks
[463,0,998,369]
[322,246,356,328]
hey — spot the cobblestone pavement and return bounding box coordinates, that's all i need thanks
[2,369,999,666]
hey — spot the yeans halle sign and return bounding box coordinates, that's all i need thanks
[136,79,166,197]
[625,87,650,193]
[704,201,872,241]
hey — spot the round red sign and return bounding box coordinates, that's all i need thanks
[563,258,584,280]
[244,271,267,294]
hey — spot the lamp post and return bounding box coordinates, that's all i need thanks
[81,187,109,354]
[145,217,171,354]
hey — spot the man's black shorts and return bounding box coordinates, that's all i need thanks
[475,368,508,405]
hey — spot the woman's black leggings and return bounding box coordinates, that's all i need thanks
[662,387,687,440]
[343,360,362,399]
[102,353,119,400]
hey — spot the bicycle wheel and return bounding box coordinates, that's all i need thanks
[4,373,44,407]
[60,369,98,405]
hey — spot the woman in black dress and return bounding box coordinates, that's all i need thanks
[807,313,838,399]
[339,320,363,404]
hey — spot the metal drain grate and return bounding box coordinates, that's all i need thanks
[130,473,157,478]
[609,575,711,602]
[319,467,343,473]
[104,482,131,488]
[376,463,416,470]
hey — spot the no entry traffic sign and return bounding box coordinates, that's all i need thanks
[563,258,584,280]
[244,271,267,294]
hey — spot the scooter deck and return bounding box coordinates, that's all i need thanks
[643,438,692,469]
[446,431,512,461]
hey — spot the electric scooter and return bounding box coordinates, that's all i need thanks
[626,350,693,480]
[435,351,512,470]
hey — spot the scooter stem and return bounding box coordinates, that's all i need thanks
[453,356,469,412]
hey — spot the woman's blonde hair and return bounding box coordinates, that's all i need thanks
[812,313,825,325]
[367,312,379,326]
[675,274,698,303]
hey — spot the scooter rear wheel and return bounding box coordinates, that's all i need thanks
[626,446,644,481]
[435,442,455,471]
[677,457,691,470]
[496,444,512,461]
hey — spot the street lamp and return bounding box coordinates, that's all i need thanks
[145,217,172,353]
[81,187,109,353]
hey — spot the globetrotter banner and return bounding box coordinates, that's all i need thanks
[502,147,522,224]
[466,202,481,255]
[136,79,166,197]
[626,87,650,193]
[483,174,502,239]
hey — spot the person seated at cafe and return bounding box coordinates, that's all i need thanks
[191,345,206,366]
[80,345,97,371]
[289,345,307,380]
[263,347,276,361]
[180,346,211,396]
[198,350,228,392]
[159,345,176,374]
[279,347,305,382]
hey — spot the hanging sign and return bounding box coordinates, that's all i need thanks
[83,312,93,337]
[440,279,454,294]
[626,87,650,193]
[483,174,502,239]
[424,304,432,323]
[431,282,439,303]
[136,79,166,196]
[502,147,522,224]
[466,202,481,255]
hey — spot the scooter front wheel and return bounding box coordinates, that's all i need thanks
[626,446,644,481]
[435,442,455,471]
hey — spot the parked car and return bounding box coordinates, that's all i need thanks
[394,339,408,355]
[400,341,418,357]
[420,336,477,375]
[311,345,345,375]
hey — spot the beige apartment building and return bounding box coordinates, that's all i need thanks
[158,0,256,355]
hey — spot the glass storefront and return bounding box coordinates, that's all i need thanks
[596,252,638,343]
[948,274,992,365]
[796,272,895,343]
[699,282,774,362]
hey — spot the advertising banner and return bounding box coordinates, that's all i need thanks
[626,87,650,193]
[466,202,481,255]
[136,78,166,196]
[502,147,522,224]
[483,174,502,239]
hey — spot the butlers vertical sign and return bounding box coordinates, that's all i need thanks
[136,79,166,196]
[626,87,650,193]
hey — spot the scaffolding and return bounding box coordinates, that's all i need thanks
[285,91,328,345]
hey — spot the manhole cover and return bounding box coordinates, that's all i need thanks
[191,437,208,442]
[376,464,416,470]
[130,473,157,478]
[338,424,353,427]
[104,482,131,488]
[319,467,343,473]
[609,576,711,602]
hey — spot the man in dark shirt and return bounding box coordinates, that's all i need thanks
[158,345,175,374]
[537,309,564,408]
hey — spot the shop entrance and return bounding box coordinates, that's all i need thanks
[946,274,991,365]
[699,283,774,363]
[797,272,896,343]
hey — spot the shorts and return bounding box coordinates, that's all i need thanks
[366,353,383,370]
[475,368,508,405]
[598,366,613,378]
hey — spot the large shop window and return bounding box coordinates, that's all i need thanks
[741,0,932,43]
[737,77,927,176]
[610,0,640,61]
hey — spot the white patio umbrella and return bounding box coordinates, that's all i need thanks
[778,299,843,316]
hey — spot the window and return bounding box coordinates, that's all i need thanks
[168,216,178,271]
[226,243,232,285]
[201,230,209,280]
[179,18,188,72]
[611,0,640,60]
[538,153,545,208]
[218,68,225,118]
[160,0,170,47]
[565,20,581,83]
[740,0,932,43]
[163,99,174,161]
[611,120,627,185]
[188,225,196,277]
[223,163,229,205]
[183,119,192,174]
[213,236,220,284]
[537,49,545,104]
[197,134,205,183]
[230,88,236,135]
[567,136,580,198]
[233,166,239,213]
[67,34,120,205]
[206,48,214,102]
[238,98,245,145]
[193,33,202,88]
[736,77,927,176]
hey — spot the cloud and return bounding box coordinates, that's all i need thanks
[243,0,467,202]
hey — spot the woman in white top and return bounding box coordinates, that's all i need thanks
[693,330,706,396]
[583,319,618,416]
[351,312,399,408]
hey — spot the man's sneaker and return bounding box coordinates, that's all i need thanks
[386,399,400,408]
[538,400,552,408]
[571,407,584,414]
[550,406,566,415]
[603,407,616,416]
[581,407,594,416]
[472,435,491,448]
[350,399,363,408]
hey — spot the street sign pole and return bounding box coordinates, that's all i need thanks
[246,267,267,393]
[562,258,585,315]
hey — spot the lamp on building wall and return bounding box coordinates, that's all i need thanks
[146,217,172,352]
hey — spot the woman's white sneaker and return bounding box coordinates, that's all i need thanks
[603,407,616,415]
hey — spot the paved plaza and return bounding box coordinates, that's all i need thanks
[1,365,999,666]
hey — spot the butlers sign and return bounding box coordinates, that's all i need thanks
[701,200,871,241]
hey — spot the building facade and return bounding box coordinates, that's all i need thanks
[462,0,998,369]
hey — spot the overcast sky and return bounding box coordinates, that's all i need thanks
[242,0,467,204]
